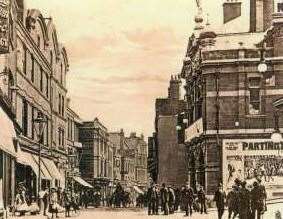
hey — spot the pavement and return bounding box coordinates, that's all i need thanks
[7,202,283,219]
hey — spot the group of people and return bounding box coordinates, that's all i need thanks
[214,178,267,219]
[147,178,267,219]
[14,183,81,218]
[147,183,207,216]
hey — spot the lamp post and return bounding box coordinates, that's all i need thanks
[33,113,47,200]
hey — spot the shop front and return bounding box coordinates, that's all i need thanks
[0,107,17,217]
[16,148,53,199]
[223,139,283,198]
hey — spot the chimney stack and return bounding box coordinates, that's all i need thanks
[250,0,274,32]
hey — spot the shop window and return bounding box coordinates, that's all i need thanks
[248,77,261,115]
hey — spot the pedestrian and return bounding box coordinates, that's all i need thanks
[227,184,239,219]
[160,183,169,215]
[168,186,175,214]
[147,184,158,215]
[238,181,251,219]
[49,188,59,219]
[251,179,267,219]
[174,187,181,211]
[42,188,49,216]
[183,184,194,217]
[214,183,226,219]
[197,186,207,214]
[63,189,71,217]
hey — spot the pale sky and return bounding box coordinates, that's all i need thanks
[25,0,250,138]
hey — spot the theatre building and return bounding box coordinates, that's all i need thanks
[182,0,283,196]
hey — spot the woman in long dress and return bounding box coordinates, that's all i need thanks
[49,188,59,219]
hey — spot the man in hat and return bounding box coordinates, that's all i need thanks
[214,183,226,219]
[147,184,158,215]
[64,188,71,217]
[238,181,251,219]
[197,186,207,214]
[183,183,194,217]
[168,185,175,214]
[160,183,169,215]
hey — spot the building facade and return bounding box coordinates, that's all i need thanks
[0,0,69,200]
[181,0,283,196]
[79,118,113,204]
[154,76,187,186]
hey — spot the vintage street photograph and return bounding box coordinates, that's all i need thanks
[1,0,283,218]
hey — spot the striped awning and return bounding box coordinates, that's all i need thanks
[17,149,52,180]
[41,157,64,182]
[73,176,93,188]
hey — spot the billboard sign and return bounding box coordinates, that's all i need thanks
[223,139,283,190]
[0,0,9,54]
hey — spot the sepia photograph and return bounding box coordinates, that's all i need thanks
[1,0,283,218]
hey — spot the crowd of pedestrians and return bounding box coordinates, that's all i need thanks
[147,178,267,219]
[147,183,208,216]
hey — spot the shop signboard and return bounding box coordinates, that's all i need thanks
[0,0,9,54]
[223,139,283,190]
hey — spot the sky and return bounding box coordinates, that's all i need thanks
[25,0,250,138]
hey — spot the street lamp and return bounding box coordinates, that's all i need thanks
[33,113,47,199]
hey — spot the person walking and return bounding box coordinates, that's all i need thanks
[183,184,194,217]
[197,186,207,214]
[42,188,49,216]
[214,183,226,219]
[63,189,71,217]
[147,184,158,215]
[49,188,59,219]
[251,179,267,219]
[168,186,175,214]
[238,181,251,219]
[227,184,239,219]
[160,183,169,215]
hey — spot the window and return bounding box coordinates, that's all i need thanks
[58,93,61,114]
[58,128,61,146]
[31,106,35,139]
[278,0,283,12]
[31,54,34,82]
[22,99,28,136]
[249,77,261,115]
[60,63,63,84]
[50,51,53,66]
[23,45,27,74]
[40,67,43,92]
[46,74,49,97]
[62,96,64,117]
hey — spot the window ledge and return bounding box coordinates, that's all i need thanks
[245,114,266,118]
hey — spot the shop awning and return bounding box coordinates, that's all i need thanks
[17,149,52,180]
[0,107,16,156]
[73,176,93,188]
[31,155,52,180]
[133,186,144,194]
[41,157,64,182]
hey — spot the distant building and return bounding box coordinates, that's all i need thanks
[147,133,158,183]
[154,76,187,186]
[125,132,148,190]
[79,118,112,204]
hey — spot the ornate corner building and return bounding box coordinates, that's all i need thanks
[182,0,283,196]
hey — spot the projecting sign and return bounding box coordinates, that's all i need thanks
[223,139,283,191]
[0,0,9,54]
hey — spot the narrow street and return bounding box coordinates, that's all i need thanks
[9,201,283,219]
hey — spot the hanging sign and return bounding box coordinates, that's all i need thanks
[0,0,9,54]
